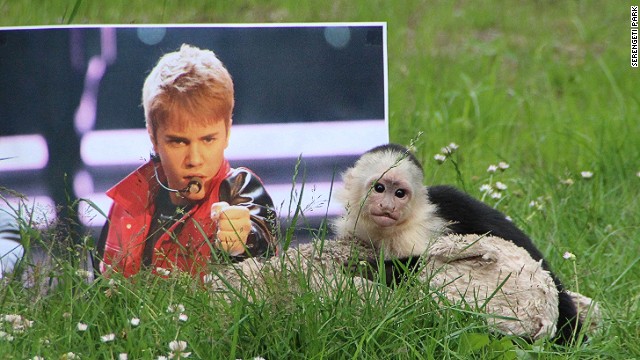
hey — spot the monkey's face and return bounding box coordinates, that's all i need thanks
[365,173,413,228]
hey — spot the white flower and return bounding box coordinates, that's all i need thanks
[0,331,14,341]
[130,317,140,326]
[2,314,33,332]
[168,340,191,358]
[169,340,188,352]
[487,164,498,173]
[3,314,20,322]
[563,252,576,260]
[448,142,459,151]
[157,357,168,360]
[434,154,447,164]
[479,184,492,193]
[560,178,574,185]
[30,357,45,360]
[580,171,593,179]
[178,313,188,322]
[167,304,185,313]
[170,352,191,359]
[156,267,171,276]
[494,181,507,191]
[529,200,544,211]
[636,171,640,178]
[498,161,509,170]
[75,269,92,278]
[490,192,502,199]
[101,333,116,342]
[62,353,78,360]
[119,354,128,360]
[77,322,88,331]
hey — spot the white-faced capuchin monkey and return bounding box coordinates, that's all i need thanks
[332,143,585,346]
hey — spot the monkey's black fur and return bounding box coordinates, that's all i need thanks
[350,144,584,346]
[366,143,424,172]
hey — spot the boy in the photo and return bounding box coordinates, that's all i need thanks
[96,44,278,279]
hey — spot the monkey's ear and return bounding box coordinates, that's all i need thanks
[341,168,355,191]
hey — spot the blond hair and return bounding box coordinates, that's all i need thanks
[142,44,234,139]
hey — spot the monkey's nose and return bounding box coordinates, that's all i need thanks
[379,203,395,211]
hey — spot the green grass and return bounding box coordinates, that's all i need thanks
[2,1,639,358]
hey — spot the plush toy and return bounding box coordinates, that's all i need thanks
[206,236,379,301]
[422,233,559,340]
[207,232,600,341]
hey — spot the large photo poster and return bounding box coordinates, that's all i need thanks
[0,24,388,243]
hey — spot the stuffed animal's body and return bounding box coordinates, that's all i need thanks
[206,232,601,341]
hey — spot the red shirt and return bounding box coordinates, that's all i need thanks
[98,159,277,279]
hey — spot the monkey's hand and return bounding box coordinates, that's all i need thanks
[211,201,251,256]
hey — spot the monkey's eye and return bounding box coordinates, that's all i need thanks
[373,183,385,193]
[395,189,407,198]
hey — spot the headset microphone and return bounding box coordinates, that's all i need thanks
[183,178,203,195]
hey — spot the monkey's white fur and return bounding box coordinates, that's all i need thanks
[333,148,447,258]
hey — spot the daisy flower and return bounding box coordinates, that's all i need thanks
[434,154,447,164]
[130,318,140,327]
[0,331,14,341]
[560,178,574,185]
[494,181,507,191]
[487,164,498,173]
[580,171,593,179]
[2,314,33,332]
[563,252,576,261]
[167,304,186,314]
[169,340,187,352]
[156,267,171,276]
[169,340,191,358]
[101,333,116,342]
[75,269,92,279]
[479,184,493,193]
[77,322,88,331]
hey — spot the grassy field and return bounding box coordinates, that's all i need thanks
[1,1,639,359]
